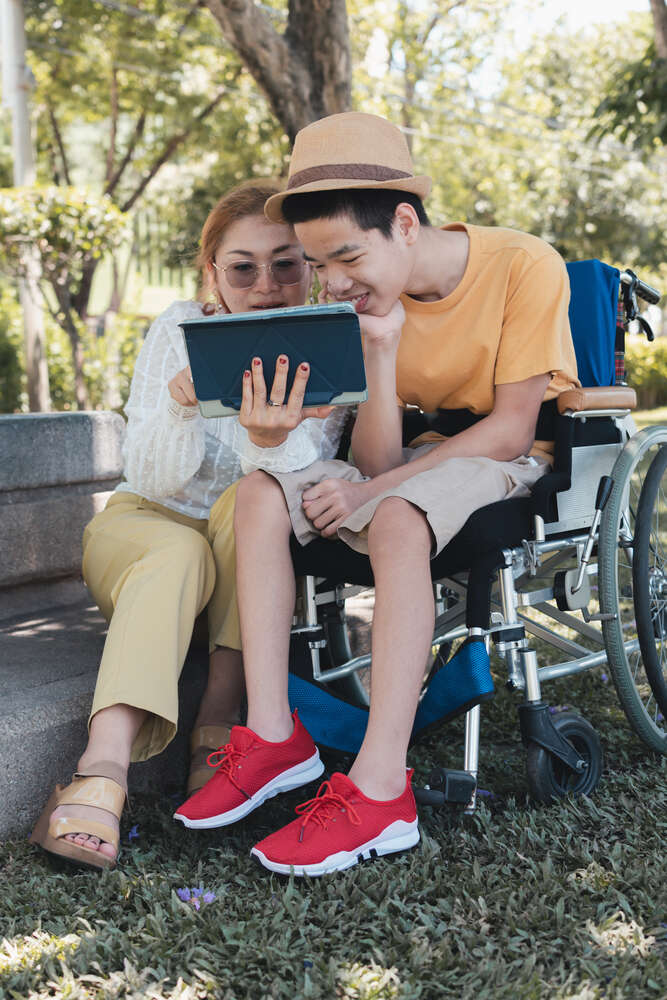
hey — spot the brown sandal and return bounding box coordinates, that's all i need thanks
[29,761,127,871]
[187,725,232,796]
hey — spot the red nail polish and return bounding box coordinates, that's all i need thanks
[253,358,261,367]
[244,370,250,378]
[279,356,287,365]
[301,363,309,371]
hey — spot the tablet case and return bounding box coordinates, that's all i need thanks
[180,302,368,417]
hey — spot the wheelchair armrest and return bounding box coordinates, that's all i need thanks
[557,386,636,413]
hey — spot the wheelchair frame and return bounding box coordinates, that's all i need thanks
[289,267,666,812]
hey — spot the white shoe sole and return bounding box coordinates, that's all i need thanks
[250,817,420,876]
[173,750,324,830]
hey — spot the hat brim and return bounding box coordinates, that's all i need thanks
[265,175,432,224]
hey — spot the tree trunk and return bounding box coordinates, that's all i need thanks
[203,0,351,141]
[650,0,667,60]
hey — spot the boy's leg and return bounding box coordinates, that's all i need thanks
[348,497,434,799]
[174,470,324,828]
[234,471,295,742]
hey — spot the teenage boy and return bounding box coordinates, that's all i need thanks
[175,112,579,876]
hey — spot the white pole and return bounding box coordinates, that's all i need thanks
[1,0,50,411]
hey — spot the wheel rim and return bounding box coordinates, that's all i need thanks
[633,445,667,715]
[600,426,667,747]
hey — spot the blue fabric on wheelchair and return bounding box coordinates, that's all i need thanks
[566,259,619,388]
[412,638,494,733]
[288,673,369,754]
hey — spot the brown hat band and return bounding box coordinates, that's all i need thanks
[287,163,413,189]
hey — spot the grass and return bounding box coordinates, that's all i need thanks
[1,667,666,1000]
[2,409,667,1000]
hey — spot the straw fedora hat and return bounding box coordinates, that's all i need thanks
[265,112,432,223]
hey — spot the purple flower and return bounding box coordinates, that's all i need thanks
[176,886,216,909]
[477,788,495,798]
[601,673,608,683]
[128,824,139,842]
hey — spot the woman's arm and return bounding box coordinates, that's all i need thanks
[122,302,208,499]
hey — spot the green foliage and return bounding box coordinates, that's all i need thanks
[0,186,129,300]
[625,337,667,409]
[0,281,145,412]
[0,287,25,412]
[593,41,667,150]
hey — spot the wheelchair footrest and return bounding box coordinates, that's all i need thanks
[415,768,477,806]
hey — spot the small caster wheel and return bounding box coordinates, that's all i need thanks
[526,711,603,802]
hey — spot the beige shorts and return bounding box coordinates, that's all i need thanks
[271,444,549,557]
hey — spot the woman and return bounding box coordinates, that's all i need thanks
[30,179,348,870]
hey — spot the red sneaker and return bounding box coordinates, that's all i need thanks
[173,711,323,830]
[250,770,419,876]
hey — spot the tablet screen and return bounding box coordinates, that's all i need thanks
[180,303,368,417]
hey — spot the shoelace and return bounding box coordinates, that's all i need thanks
[206,743,251,798]
[295,780,361,842]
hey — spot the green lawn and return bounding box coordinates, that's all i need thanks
[2,411,667,1000]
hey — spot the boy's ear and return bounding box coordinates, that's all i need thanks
[394,202,420,244]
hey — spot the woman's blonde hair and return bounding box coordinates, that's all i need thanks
[195,178,284,302]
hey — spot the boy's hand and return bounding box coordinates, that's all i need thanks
[168,366,198,406]
[240,355,333,448]
[358,299,405,350]
[302,478,372,537]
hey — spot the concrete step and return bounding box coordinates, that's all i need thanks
[0,578,207,840]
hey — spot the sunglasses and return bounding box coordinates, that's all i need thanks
[212,257,305,289]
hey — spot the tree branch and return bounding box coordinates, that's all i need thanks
[106,64,119,184]
[118,89,227,212]
[46,103,72,185]
[105,112,147,198]
[650,0,667,60]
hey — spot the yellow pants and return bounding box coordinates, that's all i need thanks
[82,484,239,761]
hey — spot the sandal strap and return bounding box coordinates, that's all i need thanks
[75,759,128,794]
[49,814,119,850]
[56,774,126,817]
[189,725,232,754]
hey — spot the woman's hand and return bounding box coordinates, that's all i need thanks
[168,366,198,407]
[301,478,372,537]
[240,355,333,448]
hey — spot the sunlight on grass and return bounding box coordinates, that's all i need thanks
[633,407,667,430]
[0,931,80,976]
[587,912,656,958]
[337,961,400,999]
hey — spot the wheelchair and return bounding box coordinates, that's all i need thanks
[285,259,665,812]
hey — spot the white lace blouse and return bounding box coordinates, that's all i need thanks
[116,300,349,520]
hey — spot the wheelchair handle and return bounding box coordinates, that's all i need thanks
[571,476,614,595]
[620,269,661,306]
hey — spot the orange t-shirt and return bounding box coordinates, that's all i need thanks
[396,223,580,461]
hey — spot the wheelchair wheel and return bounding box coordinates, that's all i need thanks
[598,425,667,752]
[526,712,602,802]
[633,444,667,718]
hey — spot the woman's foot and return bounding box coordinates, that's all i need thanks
[48,802,119,860]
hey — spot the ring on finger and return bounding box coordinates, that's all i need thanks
[267,399,282,407]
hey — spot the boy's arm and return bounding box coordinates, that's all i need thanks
[350,301,405,476]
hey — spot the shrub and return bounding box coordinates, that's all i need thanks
[625,337,667,409]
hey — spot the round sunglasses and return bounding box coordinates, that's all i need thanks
[212,257,305,289]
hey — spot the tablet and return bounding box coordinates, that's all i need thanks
[180,302,368,418]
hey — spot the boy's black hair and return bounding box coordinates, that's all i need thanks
[281,188,430,239]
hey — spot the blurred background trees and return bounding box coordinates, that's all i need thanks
[0,0,665,412]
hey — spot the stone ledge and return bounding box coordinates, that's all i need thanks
[0,579,207,840]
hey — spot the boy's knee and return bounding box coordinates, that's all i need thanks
[235,471,290,528]
[369,497,431,550]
